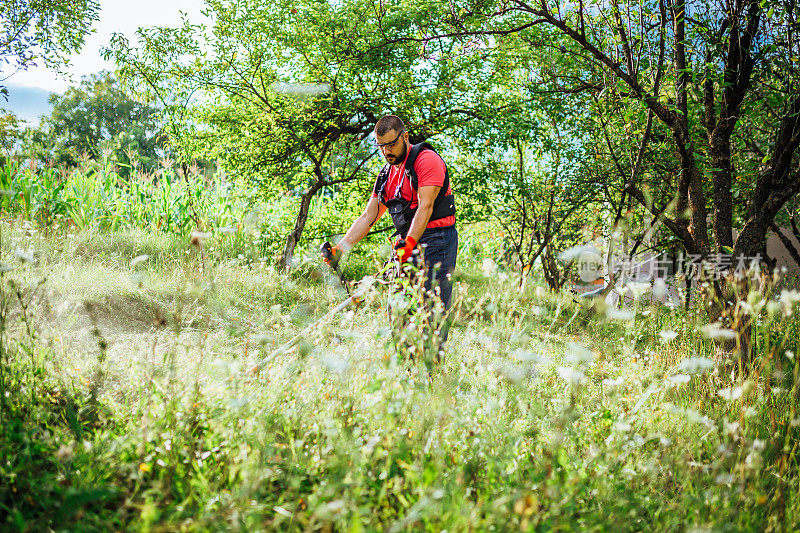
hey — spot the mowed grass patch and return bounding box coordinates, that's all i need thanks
[2,221,347,332]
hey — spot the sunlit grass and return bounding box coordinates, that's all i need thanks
[1,223,799,530]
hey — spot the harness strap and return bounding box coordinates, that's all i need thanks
[373,142,456,224]
[405,143,450,205]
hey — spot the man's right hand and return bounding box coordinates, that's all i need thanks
[320,241,343,269]
[393,235,417,263]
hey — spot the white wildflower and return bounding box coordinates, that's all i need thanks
[666,374,691,387]
[718,387,743,401]
[699,323,737,341]
[497,363,526,384]
[685,409,715,429]
[556,366,585,385]
[14,249,34,263]
[56,443,75,461]
[780,290,800,316]
[659,329,679,343]
[513,349,550,364]
[766,300,781,316]
[252,335,270,346]
[606,308,635,321]
[362,436,380,453]
[678,357,715,375]
[625,282,651,299]
[326,500,345,513]
[481,258,497,276]
[715,473,735,485]
[323,355,349,375]
[614,422,631,432]
[130,254,150,267]
[745,452,762,470]
[725,421,740,436]
[565,342,595,365]
[779,289,800,310]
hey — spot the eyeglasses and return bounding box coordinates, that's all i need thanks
[374,130,405,149]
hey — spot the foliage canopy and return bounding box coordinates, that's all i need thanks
[0,0,100,98]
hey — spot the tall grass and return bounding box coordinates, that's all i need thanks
[1,220,798,530]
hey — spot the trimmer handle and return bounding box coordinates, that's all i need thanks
[320,241,349,294]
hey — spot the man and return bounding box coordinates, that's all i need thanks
[323,115,458,360]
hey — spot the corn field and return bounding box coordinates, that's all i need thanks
[0,157,251,234]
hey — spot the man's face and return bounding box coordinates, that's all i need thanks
[376,128,409,166]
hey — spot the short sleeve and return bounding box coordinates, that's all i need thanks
[413,150,446,188]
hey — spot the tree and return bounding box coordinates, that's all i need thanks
[402,0,799,354]
[459,89,598,288]
[105,0,520,269]
[0,108,21,162]
[22,71,165,172]
[0,0,100,98]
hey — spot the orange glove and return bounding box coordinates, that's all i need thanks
[394,235,417,263]
[321,241,343,269]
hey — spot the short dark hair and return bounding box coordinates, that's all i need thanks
[375,115,406,137]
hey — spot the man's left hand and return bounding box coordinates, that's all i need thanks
[321,241,343,269]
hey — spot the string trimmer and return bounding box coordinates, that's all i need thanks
[247,256,398,375]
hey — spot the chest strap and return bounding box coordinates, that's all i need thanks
[373,143,456,236]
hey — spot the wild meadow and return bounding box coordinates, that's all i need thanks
[5,0,800,528]
[1,161,799,531]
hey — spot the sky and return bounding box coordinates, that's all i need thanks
[3,0,207,123]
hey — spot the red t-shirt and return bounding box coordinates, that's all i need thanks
[371,148,456,228]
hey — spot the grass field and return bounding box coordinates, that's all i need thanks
[1,221,799,531]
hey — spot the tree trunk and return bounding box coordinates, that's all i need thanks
[707,2,759,251]
[684,276,691,311]
[710,130,735,249]
[771,222,800,267]
[716,275,755,365]
[279,183,323,271]
[543,243,569,291]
